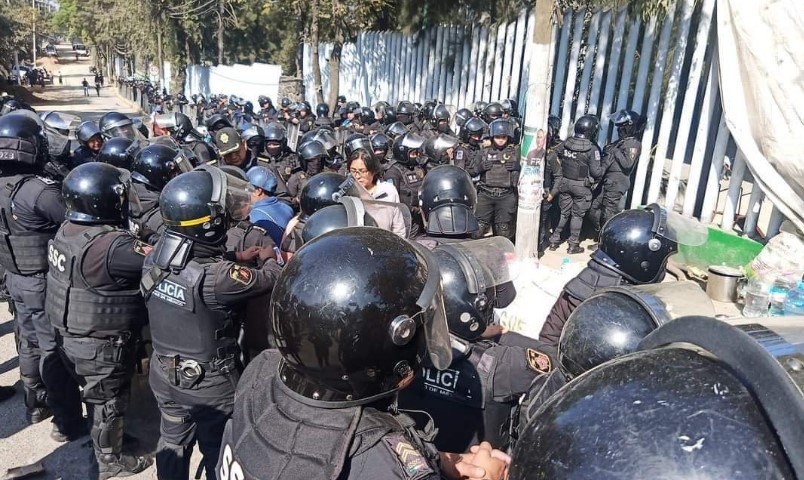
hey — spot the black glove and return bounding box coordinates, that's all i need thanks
[481,157,494,171]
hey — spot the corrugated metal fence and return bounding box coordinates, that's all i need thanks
[302,1,784,240]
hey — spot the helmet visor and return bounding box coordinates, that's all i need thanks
[439,237,518,294]
[107,124,141,141]
[652,205,709,246]
[153,113,177,131]
[414,244,453,370]
[42,112,81,139]
[195,165,255,221]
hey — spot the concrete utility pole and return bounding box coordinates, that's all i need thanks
[514,0,555,260]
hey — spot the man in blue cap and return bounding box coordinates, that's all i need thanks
[247,166,294,246]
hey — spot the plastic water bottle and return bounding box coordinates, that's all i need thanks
[769,277,796,316]
[784,281,804,316]
[742,276,771,318]
[561,256,571,273]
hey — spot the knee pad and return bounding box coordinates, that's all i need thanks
[473,222,490,240]
[494,223,514,240]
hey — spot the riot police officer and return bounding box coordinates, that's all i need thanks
[396,100,420,133]
[384,133,427,236]
[263,122,298,191]
[291,101,316,133]
[468,119,520,240]
[46,163,151,477]
[431,104,455,136]
[0,112,72,430]
[454,117,487,173]
[287,140,328,203]
[414,165,479,247]
[398,237,554,453]
[128,143,191,243]
[154,111,216,165]
[517,281,714,443]
[589,110,645,238]
[217,228,508,480]
[71,120,104,168]
[257,95,276,121]
[370,132,393,171]
[313,103,334,128]
[141,166,282,479]
[511,315,804,479]
[548,115,604,253]
[538,204,708,347]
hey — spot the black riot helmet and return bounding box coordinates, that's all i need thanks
[473,101,488,117]
[243,101,254,115]
[370,133,392,158]
[382,106,397,125]
[396,101,416,124]
[301,203,378,243]
[488,118,515,144]
[298,172,346,218]
[98,137,139,170]
[77,121,102,146]
[98,111,137,140]
[434,237,515,341]
[205,113,232,134]
[297,101,311,114]
[454,108,473,129]
[557,281,714,380]
[343,133,373,159]
[297,140,328,175]
[421,101,436,123]
[392,133,425,167]
[595,204,707,284]
[131,143,192,191]
[461,117,487,145]
[263,122,287,156]
[0,111,48,168]
[160,165,253,245]
[385,121,408,141]
[271,227,452,406]
[547,115,562,146]
[511,315,804,480]
[0,99,20,116]
[611,109,644,139]
[358,107,375,125]
[316,103,329,118]
[258,95,272,108]
[62,162,130,225]
[422,133,459,166]
[483,102,504,122]
[573,114,599,139]
[419,165,478,236]
[280,97,291,108]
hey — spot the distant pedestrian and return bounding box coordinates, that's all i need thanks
[58,72,62,85]
[95,82,100,97]
[82,78,89,96]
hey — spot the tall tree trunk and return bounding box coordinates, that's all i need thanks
[327,39,342,114]
[157,24,164,88]
[310,0,324,104]
[217,0,225,65]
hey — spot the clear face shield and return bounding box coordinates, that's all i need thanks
[443,236,518,295]
[194,165,255,222]
[649,203,709,247]
[153,113,178,135]
[41,111,81,140]
[411,244,453,370]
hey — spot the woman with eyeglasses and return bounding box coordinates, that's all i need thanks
[347,150,400,203]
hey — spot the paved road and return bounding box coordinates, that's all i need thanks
[0,44,199,480]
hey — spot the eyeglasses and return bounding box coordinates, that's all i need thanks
[349,168,370,176]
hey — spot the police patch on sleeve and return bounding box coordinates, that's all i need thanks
[383,434,435,480]
[229,265,254,286]
[455,150,464,160]
[526,348,552,373]
[133,240,151,256]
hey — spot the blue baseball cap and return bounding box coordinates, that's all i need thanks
[247,166,278,194]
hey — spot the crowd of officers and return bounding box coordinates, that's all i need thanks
[0,90,796,480]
